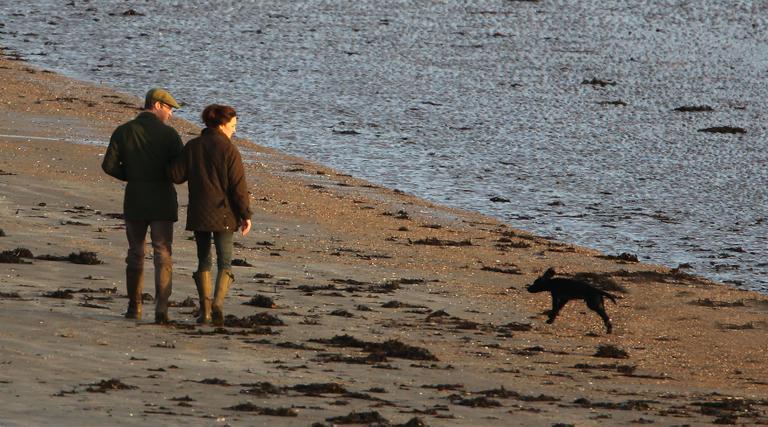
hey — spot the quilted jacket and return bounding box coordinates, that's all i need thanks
[168,127,252,232]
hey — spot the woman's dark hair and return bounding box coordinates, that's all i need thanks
[201,104,237,128]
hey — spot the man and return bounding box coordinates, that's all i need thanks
[102,88,183,324]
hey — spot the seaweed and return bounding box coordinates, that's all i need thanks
[326,411,389,425]
[594,344,629,359]
[310,334,438,361]
[244,294,277,308]
[86,378,137,393]
[224,312,284,327]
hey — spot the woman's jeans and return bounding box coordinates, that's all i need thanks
[194,231,233,272]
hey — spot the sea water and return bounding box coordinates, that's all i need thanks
[1,1,766,291]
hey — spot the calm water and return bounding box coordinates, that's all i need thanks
[2,1,767,292]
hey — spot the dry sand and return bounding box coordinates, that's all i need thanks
[1,53,767,426]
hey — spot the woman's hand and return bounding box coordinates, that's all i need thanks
[240,219,252,236]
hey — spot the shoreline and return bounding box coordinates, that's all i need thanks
[1,53,768,425]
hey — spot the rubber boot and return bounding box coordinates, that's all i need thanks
[154,266,173,324]
[211,270,234,326]
[125,268,144,320]
[193,270,213,324]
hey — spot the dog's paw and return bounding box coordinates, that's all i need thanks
[546,319,554,324]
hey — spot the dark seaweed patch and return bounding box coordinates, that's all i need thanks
[86,378,137,393]
[226,403,298,416]
[0,250,32,264]
[449,395,502,407]
[574,398,654,411]
[240,382,285,396]
[292,382,347,395]
[326,411,389,425]
[0,292,21,299]
[594,344,629,359]
[382,300,428,309]
[244,294,277,308]
[231,258,254,267]
[43,290,74,299]
[674,105,714,112]
[410,237,472,247]
[224,312,284,327]
[170,296,196,308]
[691,298,746,308]
[481,265,522,275]
[698,126,746,134]
[310,334,438,361]
[313,352,389,364]
[599,252,638,263]
[36,251,103,264]
[330,309,354,317]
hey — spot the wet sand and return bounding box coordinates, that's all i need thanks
[1,53,767,426]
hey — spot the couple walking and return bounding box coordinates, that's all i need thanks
[102,88,252,325]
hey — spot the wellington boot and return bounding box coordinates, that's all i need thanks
[193,270,213,324]
[154,266,173,324]
[124,268,144,320]
[211,270,234,326]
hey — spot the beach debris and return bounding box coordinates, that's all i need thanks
[0,229,5,236]
[119,9,145,16]
[292,382,346,395]
[86,378,137,393]
[481,264,522,275]
[448,395,502,408]
[310,334,438,361]
[231,258,254,267]
[574,398,653,411]
[502,321,533,331]
[382,300,428,309]
[244,294,277,308]
[599,252,639,262]
[0,292,21,299]
[240,381,284,396]
[35,251,103,264]
[0,170,17,176]
[197,378,230,386]
[698,126,746,134]
[582,78,616,87]
[593,344,629,359]
[691,298,746,308]
[674,105,714,112]
[329,309,354,317]
[0,248,33,264]
[78,302,110,310]
[224,312,284,327]
[410,237,473,247]
[169,296,196,308]
[312,352,388,365]
[43,290,75,299]
[598,100,628,106]
[225,403,298,416]
[326,411,389,425]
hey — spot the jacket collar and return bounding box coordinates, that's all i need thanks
[136,111,162,123]
[201,126,231,142]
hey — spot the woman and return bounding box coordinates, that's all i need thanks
[169,104,252,325]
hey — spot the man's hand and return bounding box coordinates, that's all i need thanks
[240,219,252,236]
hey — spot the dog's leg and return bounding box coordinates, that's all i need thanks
[587,298,612,334]
[547,296,567,324]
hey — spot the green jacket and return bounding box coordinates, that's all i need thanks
[102,112,183,221]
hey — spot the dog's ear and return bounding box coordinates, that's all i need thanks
[543,267,556,279]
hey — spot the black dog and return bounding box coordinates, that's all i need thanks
[527,268,618,333]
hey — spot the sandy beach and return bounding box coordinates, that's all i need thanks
[1,52,767,426]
